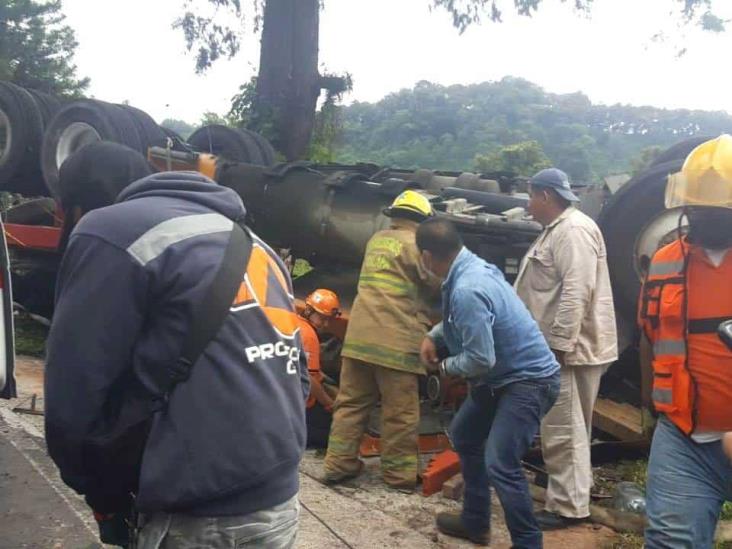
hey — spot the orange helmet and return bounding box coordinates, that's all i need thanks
[305,289,341,317]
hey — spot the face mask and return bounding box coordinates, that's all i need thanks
[687,208,732,249]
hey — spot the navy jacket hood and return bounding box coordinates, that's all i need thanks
[117,171,247,223]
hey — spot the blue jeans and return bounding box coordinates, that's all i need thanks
[645,416,732,549]
[450,375,560,549]
[136,496,299,548]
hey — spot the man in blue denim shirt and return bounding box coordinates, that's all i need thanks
[417,218,560,548]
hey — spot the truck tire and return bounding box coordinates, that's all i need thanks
[243,129,276,165]
[649,136,712,168]
[599,158,684,318]
[26,89,62,128]
[187,125,265,165]
[41,99,144,198]
[119,105,167,150]
[0,82,46,195]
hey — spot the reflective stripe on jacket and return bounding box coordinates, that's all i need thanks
[639,238,732,435]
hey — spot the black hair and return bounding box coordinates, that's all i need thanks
[57,142,153,252]
[416,218,463,261]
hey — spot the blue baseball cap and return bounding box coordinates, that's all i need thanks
[530,168,579,202]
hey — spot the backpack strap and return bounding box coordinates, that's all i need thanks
[164,219,253,393]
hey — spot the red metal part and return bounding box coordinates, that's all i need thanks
[4,223,61,251]
[421,449,461,496]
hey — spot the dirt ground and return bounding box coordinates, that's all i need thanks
[0,357,626,548]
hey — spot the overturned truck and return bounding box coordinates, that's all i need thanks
[0,86,717,441]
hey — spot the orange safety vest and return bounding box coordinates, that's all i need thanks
[640,238,732,435]
[297,316,322,409]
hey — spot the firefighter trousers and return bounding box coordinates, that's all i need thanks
[324,358,419,487]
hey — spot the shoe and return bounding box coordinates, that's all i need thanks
[535,510,589,530]
[436,512,490,546]
[321,461,364,485]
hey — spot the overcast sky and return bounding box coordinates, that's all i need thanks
[61,0,732,124]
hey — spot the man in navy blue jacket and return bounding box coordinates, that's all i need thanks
[418,218,559,549]
[45,171,308,548]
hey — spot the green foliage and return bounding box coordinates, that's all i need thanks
[0,0,89,96]
[292,259,313,279]
[308,72,353,163]
[432,0,724,33]
[474,140,551,177]
[611,532,644,549]
[173,0,260,74]
[228,76,278,143]
[160,118,196,140]
[431,0,593,32]
[14,316,47,357]
[722,501,732,521]
[333,78,732,182]
[199,111,229,127]
[631,146,664,176]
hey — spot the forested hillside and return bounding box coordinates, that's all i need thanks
[334,77,732,182]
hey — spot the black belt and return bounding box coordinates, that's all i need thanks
[688,317,732,335]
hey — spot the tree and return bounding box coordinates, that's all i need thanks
[199,111,229,127]
[333,78,732,180]
[176,0,349,160]
[0,0,89,96]
[475,140,552,177]
[174,0,724,160]
[161,118,197,140]
[630,145,664,176]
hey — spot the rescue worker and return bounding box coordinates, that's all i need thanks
[514,168,618,529]
[45,170,308,548]
[323,190,438,489]
[299,289,342,448]
[640,134,732,548]
[417,218,560,548]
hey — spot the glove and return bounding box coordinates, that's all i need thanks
[94,510,131,548]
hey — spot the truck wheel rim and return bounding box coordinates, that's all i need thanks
[56,122,101,170]
[0,109,11,167]
[634,208,687,279]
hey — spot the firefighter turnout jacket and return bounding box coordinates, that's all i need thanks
[341,219,440,374]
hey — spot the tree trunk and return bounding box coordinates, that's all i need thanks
[256,0,321,160]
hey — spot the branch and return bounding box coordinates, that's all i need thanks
[173,0,262,73]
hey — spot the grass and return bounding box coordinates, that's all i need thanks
[594,459,648,498]
[722,501,732,521]
[14,316,48,357]
[615,459,648,490]
[609,532,644,549]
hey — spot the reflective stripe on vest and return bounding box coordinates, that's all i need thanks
[652,388,673,405]
[648,260,685,277]
[653,339,686,356]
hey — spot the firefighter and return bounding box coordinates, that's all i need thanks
[299,289,341,448]
[323,190,439,489]
[640,134,732,548]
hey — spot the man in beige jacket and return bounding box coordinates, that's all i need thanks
[515,168,618,530]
